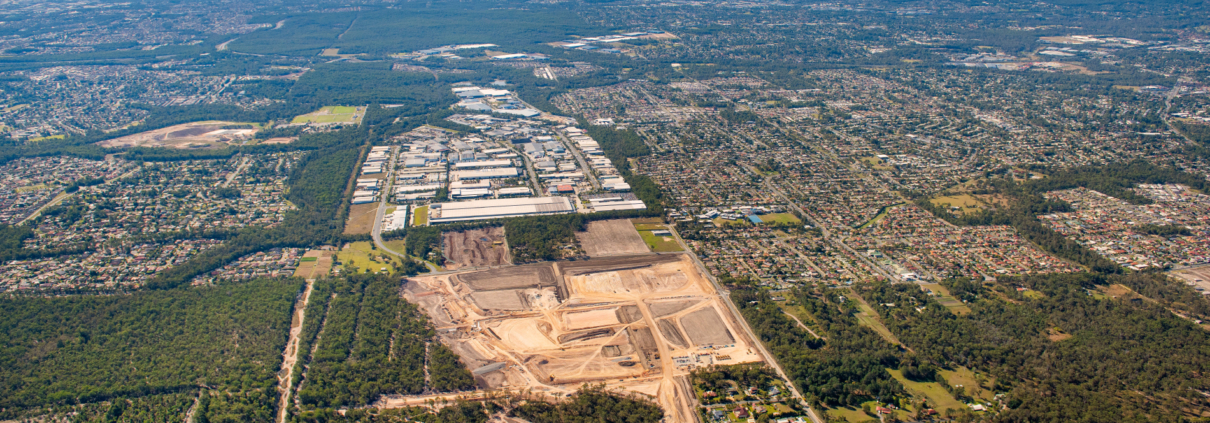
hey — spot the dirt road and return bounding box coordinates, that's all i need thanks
[275,279,316,423]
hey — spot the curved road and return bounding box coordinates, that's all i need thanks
[368,147,439,273]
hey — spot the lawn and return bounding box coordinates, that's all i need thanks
[855,203,901,229]
[759,213,801,225]
[938,367,994,401]
[712,217,749,227]
[929,194,985,215]
[291,106,362,124]
[887,369,966,413]
[851,298,901,345]
[383,239,408,256]
[28,134,66,142]
[336,241,406,274]
[860,156,894,171]
[412,205,429,226]
[825,406,877,422]
[638,229,683,252]
[919,283,971,314]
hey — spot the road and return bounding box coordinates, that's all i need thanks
[19,166,140,225]
[371,146,403,253]
[367,148,439,273]
[276,278,317,423]
[553,130,601,190]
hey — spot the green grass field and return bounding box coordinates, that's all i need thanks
[852,300,901,345]
[825,406,877,422]
[887,369,966,413]
[336,241,406,274]
[920,283,971,314]
[291,106,362,124]
[638,229,683,252]
[939,367,994,401]
[759,213,801,225]
[929,194,986,215]
[712,217,749,227]
[412,206,429,226]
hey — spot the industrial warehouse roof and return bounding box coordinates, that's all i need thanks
[428,197,573,223]
[453,168,520,179]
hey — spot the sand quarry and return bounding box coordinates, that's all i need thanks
[98,121,257,149]
[398,253,764,422]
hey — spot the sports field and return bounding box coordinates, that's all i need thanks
[758,213,801,225]
[635,224,683,253]
[291,106,365,125]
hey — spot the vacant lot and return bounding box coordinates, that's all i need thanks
[1170,265,1210,294]
[291,106,365,125]
[443,227,510,270]
[852,299,902,345]
[98,121,258,149]
[412,205,429,226]
[292,250,334,279]
[680,307,735,346]
[456,263,558,290]
[920,283,971,314]
[929,194,985,215]
[939,366,995,401]
[336,241,404,274]
[343,203,378,235]
[576,219,649,257]
[887,368,966,413]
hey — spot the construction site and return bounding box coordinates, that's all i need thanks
[398,253,766,422]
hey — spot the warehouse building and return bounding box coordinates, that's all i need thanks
[453,168,520,180]
[428,197,574,223]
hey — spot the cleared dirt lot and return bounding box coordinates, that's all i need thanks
[680,306,735,347]
[576,219,650,257]
[398,253,763,423]
[456,263,558,290]
[443,227,510,270]
[342,203,378,235]
[1170,265,1210,295]
[97,121,257,149]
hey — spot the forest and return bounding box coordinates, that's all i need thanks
[858,274,1210,422]
[0,278,302,420]
[730,288,906,409]
[230,5,598,57]
[503,213,587,262]
[293,273,474,415]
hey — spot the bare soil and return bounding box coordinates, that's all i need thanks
[576,219,650,257]
[456,263,558,290]
[98,121,257,149]
[443,227,510,270]
[396,253,764,422]
[680,307,735,346]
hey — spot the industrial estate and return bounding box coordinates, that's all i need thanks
[1,0,1210,422]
